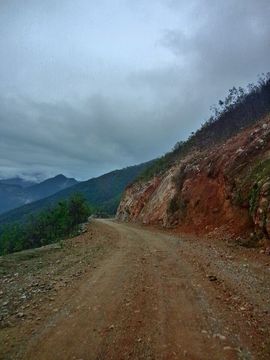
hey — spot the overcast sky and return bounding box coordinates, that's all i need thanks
[0,0,269,181]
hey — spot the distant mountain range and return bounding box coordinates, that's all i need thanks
[0,161,151,225]
[0,174,78,215]
[0,177,36,188]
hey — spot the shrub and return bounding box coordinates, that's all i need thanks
[138,73,270,181]
[0,193,91,255]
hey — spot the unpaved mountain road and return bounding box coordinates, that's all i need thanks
[1,220,270,360]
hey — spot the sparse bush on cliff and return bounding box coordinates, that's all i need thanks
[249,184,260,216]
[168,198,180,213]
[139,73,270,181]
[172,165,187,190]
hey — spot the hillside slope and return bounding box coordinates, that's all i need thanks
[25,174,78,201]
[117,78,270,245]
[0,162,151,225]
[0,183,29,214]
[118,115,270,243]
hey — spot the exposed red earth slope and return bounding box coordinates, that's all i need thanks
[117,115,270,245]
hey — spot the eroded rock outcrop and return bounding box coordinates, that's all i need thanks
[117,116,270,242]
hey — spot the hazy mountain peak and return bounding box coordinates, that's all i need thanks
[0,174,79,215]
[0,177,36,188]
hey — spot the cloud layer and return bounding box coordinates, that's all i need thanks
[0,0,269,180]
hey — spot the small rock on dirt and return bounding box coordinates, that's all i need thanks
[213,333,226,341]
[207,275,217,281]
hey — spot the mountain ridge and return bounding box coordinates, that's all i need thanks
[0,161,152,225]
[0,177,36,188]
[0,174,78,215]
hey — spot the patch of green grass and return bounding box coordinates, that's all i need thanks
[249,184,261,216]
[247,159,270,183]
[232,159,270,213]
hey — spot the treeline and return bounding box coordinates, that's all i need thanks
[139,73,270,181]
[183,73,270,150]
[0,194,91,255]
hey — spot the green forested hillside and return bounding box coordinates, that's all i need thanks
[0,194,90,255]
[0,161,151,225]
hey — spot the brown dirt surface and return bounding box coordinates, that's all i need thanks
[1,219,270,359]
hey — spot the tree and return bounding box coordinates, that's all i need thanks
[0,193,92,255]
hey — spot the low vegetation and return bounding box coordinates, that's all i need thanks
[231,158,270,211]
[0,194,91,255]
[138,73,270,181]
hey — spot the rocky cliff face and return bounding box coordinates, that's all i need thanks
[117,115,270,243]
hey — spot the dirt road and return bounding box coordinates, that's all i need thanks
[1,220,270,359]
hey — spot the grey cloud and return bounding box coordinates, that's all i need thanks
[0,0,269,180]
[162,0,270,85]
[130,0,270,137]
[0,94,181,180]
